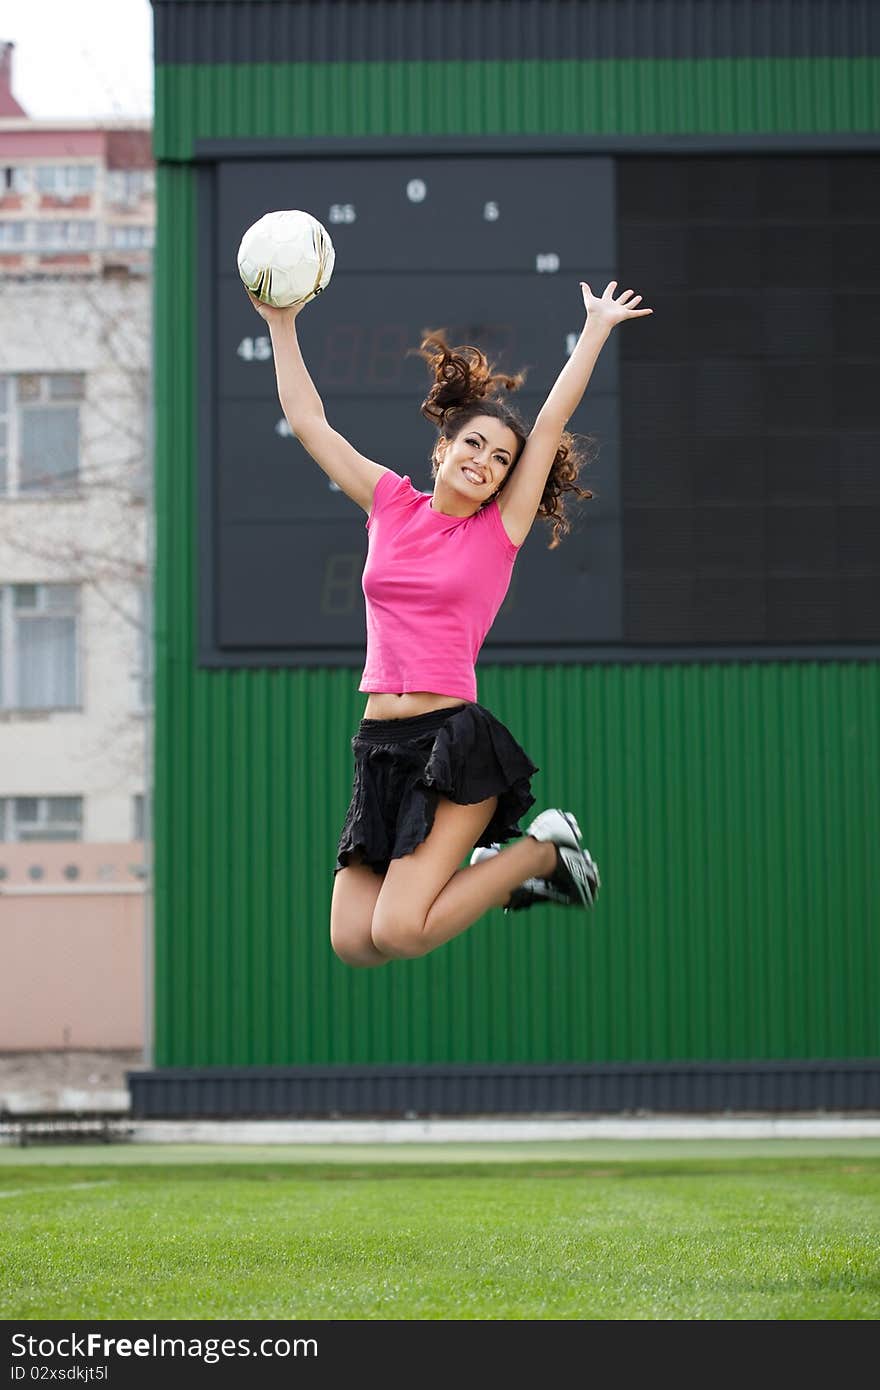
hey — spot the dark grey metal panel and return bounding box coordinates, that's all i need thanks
[200,144,880,666]
[196,135,880,162]
[153,0,880,64]
[128,1060,880,1117]
[618,152,880,647]
[195,643,880,668]
[200,150,620,668]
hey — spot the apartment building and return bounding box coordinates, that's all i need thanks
[0,40,154,855]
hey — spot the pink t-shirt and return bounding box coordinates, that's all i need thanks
[359,470,521,703]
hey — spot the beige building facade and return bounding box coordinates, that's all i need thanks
[0,46,153,1051]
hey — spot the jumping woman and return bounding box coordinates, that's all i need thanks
[247,279,652,967]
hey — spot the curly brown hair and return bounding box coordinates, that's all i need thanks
[414,331,595,549]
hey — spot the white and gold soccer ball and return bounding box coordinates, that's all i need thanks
[237,209,335,309]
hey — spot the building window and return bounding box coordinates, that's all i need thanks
[0,795,83,842]
[36,165,96,196]
[0,373,83,495]
[0,221,28,246]
[108,224,154,249]
[105,169,154,205]
[0,584,80,710]
[36,220,97,250]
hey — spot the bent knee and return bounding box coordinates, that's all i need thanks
[330,920,383,968]
[370,910,429,960]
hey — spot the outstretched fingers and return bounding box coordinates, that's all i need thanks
[613,286,652,313]
[581,278,654,322]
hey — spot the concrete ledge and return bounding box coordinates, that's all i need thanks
[128,1115,880,1144]
[0,1089,130,1114]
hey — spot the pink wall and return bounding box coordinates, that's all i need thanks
[0,844,146,1050]
[0,128,106,157]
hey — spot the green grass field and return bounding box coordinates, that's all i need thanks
[2,1140,879,1320]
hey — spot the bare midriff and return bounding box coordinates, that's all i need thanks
[362,692,467,720]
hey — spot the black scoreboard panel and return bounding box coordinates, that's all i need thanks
[215,390,620,649]
[202,154,620,664]
[199,149,879,668]
[216,158,616,274]
[218,272,617,402]
[618,154,880,645]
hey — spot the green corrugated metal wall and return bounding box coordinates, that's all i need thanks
[154,59,880,158]
[153,51,880,1067]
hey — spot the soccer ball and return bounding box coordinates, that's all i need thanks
[236,209,335,309]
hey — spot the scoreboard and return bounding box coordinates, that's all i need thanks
[197,147,880,667]
[198,153,620,666]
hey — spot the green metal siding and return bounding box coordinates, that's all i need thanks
[154,59,880,159]
[153,51,880,1066]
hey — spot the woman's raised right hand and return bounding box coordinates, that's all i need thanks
[244,288,303,325]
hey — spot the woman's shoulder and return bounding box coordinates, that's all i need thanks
[374,470,421,504]
[366,470,422,527]
[479,495,521,558]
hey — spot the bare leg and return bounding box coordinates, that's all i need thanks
[426,839,554,930]
[371,795,556,960]
[330,858,390,967]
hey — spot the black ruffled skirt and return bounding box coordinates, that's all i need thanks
[335,701,539,875]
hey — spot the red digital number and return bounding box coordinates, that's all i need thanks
[367,325,408,388]
[320,324,363,388]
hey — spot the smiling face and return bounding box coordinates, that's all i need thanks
[433,414,521,510]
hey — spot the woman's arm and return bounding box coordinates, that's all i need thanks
[248,292,388,513]
[497,281,652,546]
[258,298,324,425]
[540,280,653,428]
[535,312,611,431]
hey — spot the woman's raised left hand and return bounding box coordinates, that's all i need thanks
[581,280,653,328]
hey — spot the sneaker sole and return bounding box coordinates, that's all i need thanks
[505,876,576,913]
[555,846,600,910]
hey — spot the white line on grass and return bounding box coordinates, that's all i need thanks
[0,1180,115,1199]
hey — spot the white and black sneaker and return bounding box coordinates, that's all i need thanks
[525,807,583,853]
[553,844,601,910]
[526,808,600,910]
